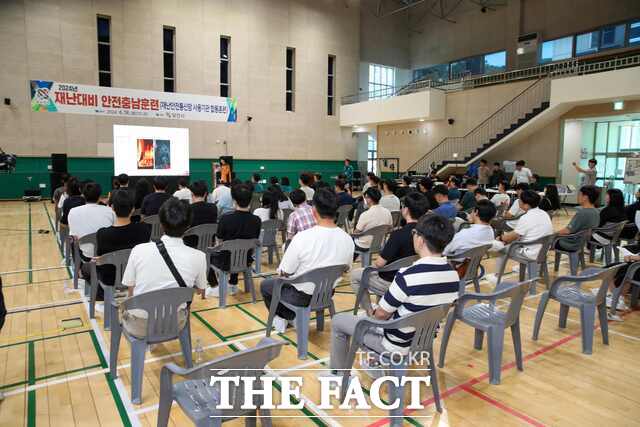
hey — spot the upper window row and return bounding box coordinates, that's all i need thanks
[412,50,506,82]
[540,19,640,63]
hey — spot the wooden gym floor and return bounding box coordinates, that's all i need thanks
[0,200,639,426]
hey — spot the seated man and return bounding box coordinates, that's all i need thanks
[209,181,234,216]
[121,198,207,337]
[474,187,489,202]
[492,190,553,281]
[330,213,459,372]
[69,181,116,258]
[350,192,429,306]
[141,176,173,216]
[504,183,529,229]
[251,173,264,193]
[380,180,401,212]
[334,179,355,207]
[207,183,261,297]
[353,188,393,252]
[173,177,192,202]
[287,189,317,240]
[261,189,354,332]
[395,176,414,199]
[490,181,511,208]
[459,178,478,211]
[447,177,462,202]
[555,185,600,252]
[432,184,457,219]
[95,190,151,307]
[444,199,497,257]
[299,173,315,201]
[183,180,218,248]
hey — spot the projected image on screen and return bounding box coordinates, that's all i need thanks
[114,125,189,176]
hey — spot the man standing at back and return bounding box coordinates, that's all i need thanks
[510,160,533,185]
[261,189,355,332]
[343,159,354,188]
[207,183,261,298]
[141,176,172,216]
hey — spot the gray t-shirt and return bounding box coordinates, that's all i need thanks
[558,207,600,251]
[582,167,597,186]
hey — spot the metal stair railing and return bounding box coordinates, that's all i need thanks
[407,78,551,174]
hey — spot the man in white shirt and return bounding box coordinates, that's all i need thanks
[208,181,233,215]
[379,180,401,212]
[260,189,354,332]
[504,183,529,229]
[121,198,207,337]
[173,177,192,202]
[510,160,533,185]
[490,181,511,207]
[298,172,315,201]
[492,190,553,281]
[354,188,393,250]
[444,200,497,257]
[68,181,115,258]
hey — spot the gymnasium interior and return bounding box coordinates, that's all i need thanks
[1,0,640,426]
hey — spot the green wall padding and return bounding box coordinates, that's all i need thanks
[0,157,345,199]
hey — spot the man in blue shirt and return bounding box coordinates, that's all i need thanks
[251,173,264,193]
[432,184,457,219]
[334,179,354,206]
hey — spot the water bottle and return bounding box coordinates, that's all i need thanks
[195,338,204,364]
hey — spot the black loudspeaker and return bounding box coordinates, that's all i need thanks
[51,153,67,173]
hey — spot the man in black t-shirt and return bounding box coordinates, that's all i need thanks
[206,183,261,298]
[184,180,218,248]
[95,190,151,304]
[350,192,429,306]
[141,176,173,216]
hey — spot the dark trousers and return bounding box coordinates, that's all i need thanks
[605,244,640,288]
[260,278,312,321]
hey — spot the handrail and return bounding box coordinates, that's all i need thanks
[406,78,551,174]
[342,51,640,105]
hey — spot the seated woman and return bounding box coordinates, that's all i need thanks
[539,184,561,212]
[592,189,626,245]
[254,190,283,222]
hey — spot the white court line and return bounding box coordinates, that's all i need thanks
[0,265,70,275]
[520,304,640,342]
[7,298,84,313]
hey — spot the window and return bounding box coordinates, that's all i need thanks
[539,36,573,63]
[286,47,295,111]
[163,27,175,92]
[630,21,640,45]
[413,64,449,82]
[97,16,111,87]
[220,36,230,97]
[367,134,377,174]
[600,24,625,49]
[576,30,600,56]
[483,51,506,74]
[327,55,335,116]
[449,56,482,79]
[368,64,395,100]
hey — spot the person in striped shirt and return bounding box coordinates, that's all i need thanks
[286,189,317,240]
[330,213,459,372]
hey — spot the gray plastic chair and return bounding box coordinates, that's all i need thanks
[280,208,293,242]
[552,229,590,275]
[70,233,97,295]
[265,264,349,359]
[336,205,353,233]
[143,214,163,242]
[447,244,492,294]
[206,239,260,308]
[352,255,419,314]
[532,265,624,354]
[589,221,626,265]
[88,248,132,330]
[495,234,557,295]
[254,219,281,274]
[352,224,392,267]
[610,261,640,317]
[339,304,451,423]
[183,223,218,253]
[110,287,196,404]
[439,279,534,385]
[157,337,287,427]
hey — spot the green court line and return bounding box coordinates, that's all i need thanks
[88,330,132,427]
[0,329,92,349]
[27,342,36,427]
[192,311,325,425]
[28,203,33,283]
[0,379,28,390]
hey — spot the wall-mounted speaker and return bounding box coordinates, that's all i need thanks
[51,153,67,173]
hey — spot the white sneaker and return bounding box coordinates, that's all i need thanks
[229,285,238,296]
[605,294,628,311]
[484,274,498,286]
[205,286,220,298]
[607,312,623,322]
[511,265,520,273]
[272,315,288,333]
[95,303,104,314]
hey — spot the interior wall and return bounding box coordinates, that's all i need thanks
[409,0,640,71]
[0,0,361,161]
[359,2,410,69]
[377,79,531,171]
